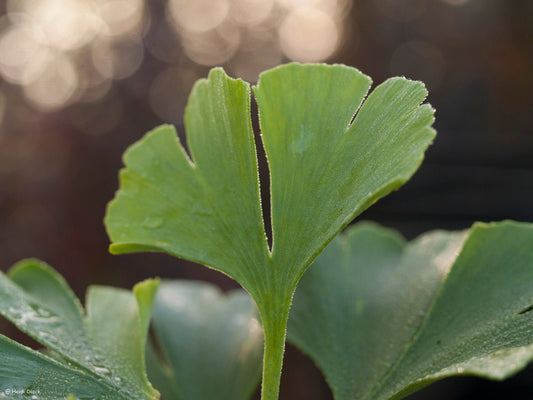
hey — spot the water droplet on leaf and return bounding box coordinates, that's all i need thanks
[142,216,163,229]
[93,364,111,376]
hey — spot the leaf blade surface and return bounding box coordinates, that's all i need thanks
[147,280,263,400]
[287,221,533,400]
[104,63,436,399]
[0,260,159,400]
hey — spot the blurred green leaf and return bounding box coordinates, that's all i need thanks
[288,221,533,400]
[105,63,435,399]
[0,259,159,400]
[146,281,263,400]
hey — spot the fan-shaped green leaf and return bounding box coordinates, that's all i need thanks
[146,281,263,400]
[0,259,159,400]
[287,221,533,400]
[104,63,435,399]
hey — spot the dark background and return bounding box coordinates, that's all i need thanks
[0,0,532,398]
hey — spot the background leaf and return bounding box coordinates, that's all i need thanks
[287,221,533,400]
[146,280,263,400]
[0,259,159,400]
[105,63,436,399]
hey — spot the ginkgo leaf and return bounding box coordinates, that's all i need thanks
[105,63,435,399]
[146,280,263,400]
[0,259,159,400]
[287,221,533,400]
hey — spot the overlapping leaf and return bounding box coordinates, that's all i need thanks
[288,221,533,400]
[146,281,263,400]
[0,259,159,400]
[105,63,436,399]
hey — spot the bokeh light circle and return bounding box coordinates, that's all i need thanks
[279,7,339,62]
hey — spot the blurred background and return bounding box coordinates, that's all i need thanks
[0,0,532,398]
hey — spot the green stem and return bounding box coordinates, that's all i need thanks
[259,300,291,400]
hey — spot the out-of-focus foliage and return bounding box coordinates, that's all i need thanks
[147,280,263,400]
[288,221,533,400]
[0,259,159,400]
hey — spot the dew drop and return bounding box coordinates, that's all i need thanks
[9,304,61,327]
[291,129,310,154]
[8,306,24,321]
[28,304,60,323]
[191,202,211,217]
[38,331,55,342]
[142,216,163,229]
[93,364,112,376]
